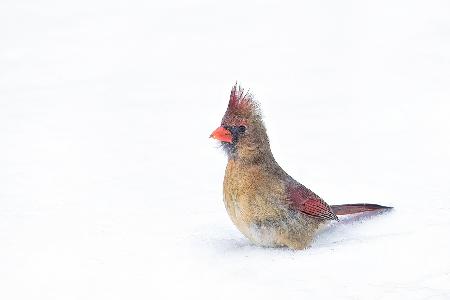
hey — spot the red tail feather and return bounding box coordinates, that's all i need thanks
[331,203,392,216]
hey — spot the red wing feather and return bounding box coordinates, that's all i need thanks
[288,184,338,221]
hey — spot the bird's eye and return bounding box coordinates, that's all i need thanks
[238,125,247,134]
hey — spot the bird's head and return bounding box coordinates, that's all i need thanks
[210,84,272,162]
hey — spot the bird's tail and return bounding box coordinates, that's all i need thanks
[331,203,393,216]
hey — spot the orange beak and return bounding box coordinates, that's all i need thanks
[210,126,232,143]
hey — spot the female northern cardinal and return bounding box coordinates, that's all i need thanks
[210,84,392,250]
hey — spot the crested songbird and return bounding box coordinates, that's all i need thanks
[210,84,392,250]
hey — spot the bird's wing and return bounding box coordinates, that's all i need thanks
[287,184,338,221]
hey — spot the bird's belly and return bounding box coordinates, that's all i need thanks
[245,223,280,246]
[223,194,282,247]
[232,215,281,247]
[223,193,322,249]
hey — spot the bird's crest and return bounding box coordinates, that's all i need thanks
[222,83,261,124]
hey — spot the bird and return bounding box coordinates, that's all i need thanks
[210,83,392,250]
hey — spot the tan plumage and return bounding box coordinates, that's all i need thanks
[223,158,323,249]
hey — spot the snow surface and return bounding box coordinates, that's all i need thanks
[1,0,450,299]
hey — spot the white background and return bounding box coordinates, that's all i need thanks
[1,0,450,299]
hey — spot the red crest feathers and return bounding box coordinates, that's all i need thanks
[222,83,260,124]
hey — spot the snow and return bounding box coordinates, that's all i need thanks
[1,0,450,299]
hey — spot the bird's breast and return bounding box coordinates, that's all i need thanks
[222,166,324,249]
[223,191,282,246]
[223,162,289,246]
